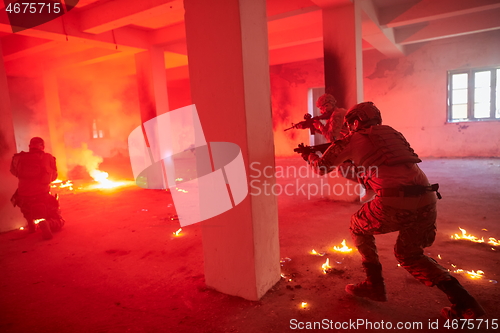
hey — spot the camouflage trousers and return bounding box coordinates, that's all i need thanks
[350,196,451,287]
[14,192,65,232]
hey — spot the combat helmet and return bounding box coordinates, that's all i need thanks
[344,102,382,128]
[316,93,337,109]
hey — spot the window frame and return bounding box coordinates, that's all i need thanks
[447,66,500,123]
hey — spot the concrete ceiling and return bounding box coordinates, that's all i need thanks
[1,0,499,78]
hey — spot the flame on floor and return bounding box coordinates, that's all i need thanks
[451,227,485,243]
[333,239,353,253]
[89,170,128,189]
[310,249,326,256]
[451,227,499,248]
[173,228,182,237]
[453,269,485,280]
[321,258,331,274]
[51,179,74,191]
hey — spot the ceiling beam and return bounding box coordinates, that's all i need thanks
[360,0,404,58]
[78,0,179,34]
[310,0,352,9]
[395,8,500,45]
[268,23,322,50]
[0,13,150,53]
[150,21,186,46]
[1,35,59,61]
[381,0,500,28]
[267,6,319,22]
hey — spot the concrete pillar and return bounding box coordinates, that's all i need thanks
[184,0,280,300]
[0,44,24,232]
[321,0,363,109]
[43,72,68,179]
[314,0,364,202]
[134,47,170,188]
[134,46,169,121]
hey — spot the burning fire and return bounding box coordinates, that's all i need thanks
[51,179,74,190]
[451,227,499,247]
[333,239,353,253]
[488,237,500,246]
[34,219,45,224]
[173,228,182,237]
[453,269,485,280]
[301,302,308,309]
[449,263,486,280]
[280,273,292,282]
[451,227,484,243]
[89,170,127,189]
[321,258,332,274]
[310,249,326,256]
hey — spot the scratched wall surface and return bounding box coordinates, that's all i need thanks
[270,58,325,157]
[363,29,500,158]
[270,30,500,158]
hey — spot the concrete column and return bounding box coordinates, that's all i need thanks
[134,47,170,188]
[184,0,280,300]
[0,44,24,232]
[43,72,68,179]
[134,46,169,121]
[321,1,363,109]
[314,0,364,202]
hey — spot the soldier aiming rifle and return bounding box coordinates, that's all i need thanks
[284,93,348,142]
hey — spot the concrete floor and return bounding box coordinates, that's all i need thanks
[1,157,499,332]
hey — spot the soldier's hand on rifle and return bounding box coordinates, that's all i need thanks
[294,122,309,130]
[302,152,319,162]
[301,152,310,161]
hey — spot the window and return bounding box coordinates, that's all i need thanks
[448,67,500,122]
[92,119,105,139]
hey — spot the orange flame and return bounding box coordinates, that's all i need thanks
[333,239,353,253]
[89,170,127,189]
[451,227,485,243]
[173,228,182,237]
[321,258,331,274]
[488,237,500,246]
[301,302,308,309]
[310,249,325,256]
[451,227,499,248]
[453,269,485,280]
[51,179,74,191]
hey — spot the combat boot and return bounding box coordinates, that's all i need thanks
[346,262,387,302]
[437,277,485,319]
[38,219,53,240]
[27,219,36,233]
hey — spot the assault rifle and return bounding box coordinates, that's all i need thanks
[284,111,332,135]
[293,142,332,155]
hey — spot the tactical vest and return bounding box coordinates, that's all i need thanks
[16,151,44,179]
[357,125,421,168]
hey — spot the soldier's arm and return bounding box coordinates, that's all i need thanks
[49,155,58,182]
[10,155,19,177]
[307,136,352,176]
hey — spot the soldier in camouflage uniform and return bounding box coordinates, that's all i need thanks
[303,102,485,319]
[313,93,349,142]
[10,137,65,240]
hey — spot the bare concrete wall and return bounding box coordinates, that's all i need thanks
[364,30,500,158]
[270,59,325,157]
[271,30,500,158]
